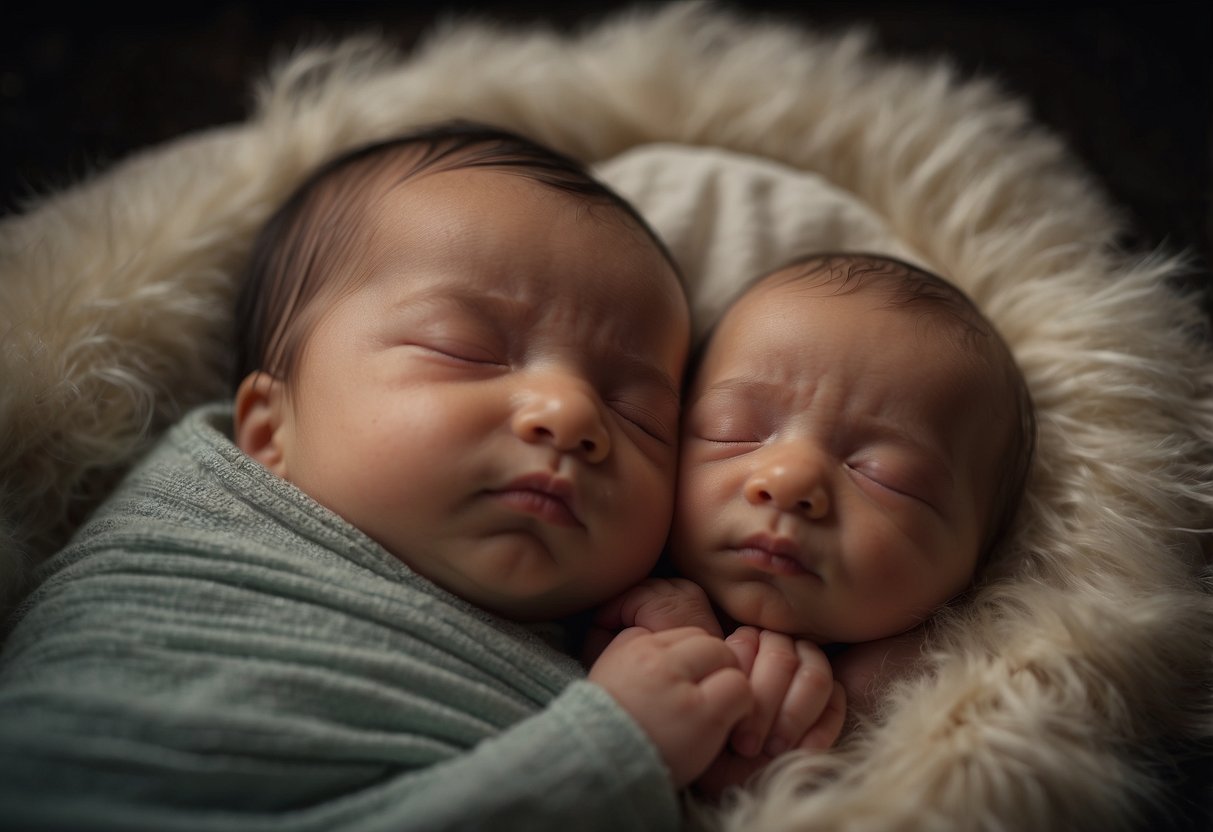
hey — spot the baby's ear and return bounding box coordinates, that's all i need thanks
[234,372,290,478]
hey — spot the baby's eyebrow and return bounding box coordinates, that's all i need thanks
[692,378,784,402]
[397,288,526,322]
[692,379,956,477]
[399,288,680,401]
[610,352,681,403]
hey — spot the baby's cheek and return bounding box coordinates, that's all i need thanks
[671,487,711,548]
[842,523,920,592]
[852,549,917,598]
[678,456,733,511]
[847,542,947,634]
[613,452,678,555]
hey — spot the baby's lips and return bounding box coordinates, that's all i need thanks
[487,471,582,527]
[734,533,815,576]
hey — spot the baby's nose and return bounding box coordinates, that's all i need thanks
[743,455,830,519]
[511,374,610,463]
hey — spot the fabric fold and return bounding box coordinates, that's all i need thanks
[0,404,677,831]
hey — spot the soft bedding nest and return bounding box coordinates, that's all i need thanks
[1,3,1211,830]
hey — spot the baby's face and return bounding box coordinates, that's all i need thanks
[670,272,1004,643]
[263,169,688,620]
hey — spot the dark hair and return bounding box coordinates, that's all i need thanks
[702,251,1036,562]
[232,120,680,388]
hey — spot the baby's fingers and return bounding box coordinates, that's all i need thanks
[698,666,754,730]
[798,680,846,751]
[624,578,722,636]
[766,642,836,756]
[657,627,743,680]
[729,629,799,757]
[724,626,760,676]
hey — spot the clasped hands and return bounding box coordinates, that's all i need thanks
[585,579,846,795]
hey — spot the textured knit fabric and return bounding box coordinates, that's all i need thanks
[0,404,677,832]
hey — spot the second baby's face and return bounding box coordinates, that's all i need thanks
[254,169,689,620]
[669,270,1005,643]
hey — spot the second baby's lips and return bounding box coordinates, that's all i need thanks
[489,472,582,528]
[734,533,815,577]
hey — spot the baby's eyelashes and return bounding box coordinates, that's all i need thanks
[608,399,677,446]
[684,409,769,446]
[410,341,507,366]
[693,432,763,445]
[844,458,941,512]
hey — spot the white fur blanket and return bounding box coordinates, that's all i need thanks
[2,3,1210,829]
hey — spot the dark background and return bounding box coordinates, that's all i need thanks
[3,0,1212,311]
[2,1,1210,827]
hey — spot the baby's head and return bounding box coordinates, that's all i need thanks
[232,122,690,620]
[670,253,1034,643]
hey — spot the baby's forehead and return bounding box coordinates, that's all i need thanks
[707,261,1019,404]
[747,257,975,310]
[334,164,685,329]
[740,258,995,342]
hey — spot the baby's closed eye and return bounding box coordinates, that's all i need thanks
[608,397,677,445]
[844,451,945,510]
[406,338,507,366]
[685,395,771,445]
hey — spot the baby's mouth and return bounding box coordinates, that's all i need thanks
[488,473,582,528]
[732,534,816,577]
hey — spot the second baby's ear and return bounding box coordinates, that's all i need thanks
[234,371,290,478]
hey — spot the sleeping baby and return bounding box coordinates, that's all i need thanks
[0,123,827,830]
[595,251,1036,793]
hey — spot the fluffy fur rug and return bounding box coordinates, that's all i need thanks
[2,3,1210,829]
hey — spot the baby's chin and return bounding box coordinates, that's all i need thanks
[712,580,827,642]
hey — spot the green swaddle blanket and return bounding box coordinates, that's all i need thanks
[0,404,677,831]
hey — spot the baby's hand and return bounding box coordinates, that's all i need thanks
[724,627,845,759]
[582,578,720,665]
[596,578,722,634]
[588,626,753,787]
[694,628,845,798]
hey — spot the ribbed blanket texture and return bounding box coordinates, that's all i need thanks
[0,405,677,831]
